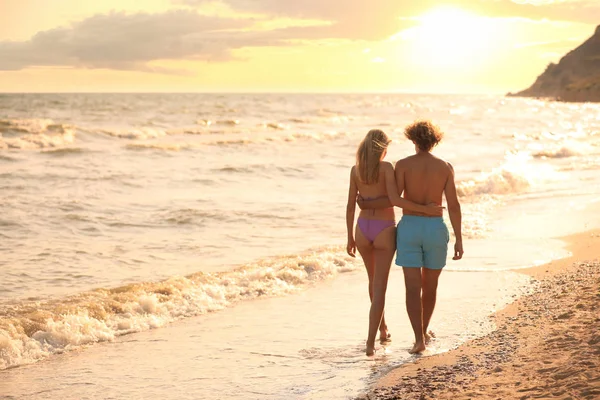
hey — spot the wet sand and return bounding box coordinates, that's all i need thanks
[360,230,600,400]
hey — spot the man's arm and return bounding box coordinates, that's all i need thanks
[385,163,435,213]
[358,163,443,215]
[356,196,392,210]
[444,163,463,260]
[345,167,358,257]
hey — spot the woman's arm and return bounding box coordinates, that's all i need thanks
[359,163,443,215]
[384,163,443,215]
[346,167,358,257]
[384,162,423,211]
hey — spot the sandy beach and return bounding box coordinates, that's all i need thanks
[361,229,600,400]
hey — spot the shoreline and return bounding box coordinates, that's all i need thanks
[360,229,600,400]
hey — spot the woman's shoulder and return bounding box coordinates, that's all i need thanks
[380,161,394,171]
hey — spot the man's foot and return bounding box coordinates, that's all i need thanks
[424,330,436,344]
[409,341,426,354]
[366,342,376,356]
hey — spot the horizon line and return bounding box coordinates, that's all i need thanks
[0,90,510,95]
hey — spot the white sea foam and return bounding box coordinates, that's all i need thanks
[99,128,167,140]
[0,118,76,149]
[457,152,559,197]
[457,168,531,197]
[0,118,57,134]
[0,248,357,370]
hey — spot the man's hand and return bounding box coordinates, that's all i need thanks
[453,240,463,260]
[356,195,365,210]
[347,238,356,257]
[424,203,445,216]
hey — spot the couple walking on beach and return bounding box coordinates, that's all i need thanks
[345,120,463,356]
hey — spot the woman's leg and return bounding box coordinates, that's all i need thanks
[365,225,396,355]
[355,225,375,324]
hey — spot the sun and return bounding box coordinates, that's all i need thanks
[399,8,495,70]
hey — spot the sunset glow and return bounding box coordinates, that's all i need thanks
[0,0,596,92]
[404,8,492,69]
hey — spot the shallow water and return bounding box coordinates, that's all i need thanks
[1,93,600,398]
[0,268,534,400]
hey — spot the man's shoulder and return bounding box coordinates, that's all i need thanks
[394,156,414,168]
[430,155,453,170]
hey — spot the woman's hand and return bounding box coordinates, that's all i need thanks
[346,237,356,257]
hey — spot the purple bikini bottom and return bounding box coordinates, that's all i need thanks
[357,218,395,242]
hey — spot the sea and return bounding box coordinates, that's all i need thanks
[1,93,600,399]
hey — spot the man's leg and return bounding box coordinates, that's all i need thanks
[402,267,425,354]
[421,267,442,343]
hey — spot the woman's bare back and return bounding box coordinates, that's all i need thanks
[352,162,395,221]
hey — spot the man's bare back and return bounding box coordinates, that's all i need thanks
[395,153,450,218]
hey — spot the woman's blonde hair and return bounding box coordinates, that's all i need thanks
[356,129,391,184]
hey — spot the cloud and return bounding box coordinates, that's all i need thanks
[180,0,422,40]
[0,10,283,72]
[481,0,600,24]
[179,0,600,26]
[513,39,580,49]
[3,1,597,74]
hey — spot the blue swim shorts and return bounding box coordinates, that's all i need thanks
[395,215,450,270]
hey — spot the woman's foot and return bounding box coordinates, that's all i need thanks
[366,342,376,356]
[408,340,426,354]
[424,330,435,344]
[379,328,391,343]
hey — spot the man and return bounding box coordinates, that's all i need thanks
[358,120,463,354]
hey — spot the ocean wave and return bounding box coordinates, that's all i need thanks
[457,152,560,197]
[215,119,240,126]
[530,140,595,159]
[314,108,345,117]
[120,130,347,150]
[0,131,76,150]
[40,147,87,156]
[0,248,357,370]
[0,118,57,134]
[559,156,600,171]
[0,219,21,227]
[212,164,305,176]
[0,118,76,150]
[533,146,580,159]
[125,143,191,152]
[207,138,253,146]
[264,122,287,130]
[98,128,167,140]
[0,154,17,162]
[457,169,531,197]
[287,118,311,124]
[285,131,348,142]
[161,208,294,225]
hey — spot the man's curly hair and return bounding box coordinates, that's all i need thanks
[404,120,443,152]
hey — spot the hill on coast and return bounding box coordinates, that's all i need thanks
[508,25,600,102]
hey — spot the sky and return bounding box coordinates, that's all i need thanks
[0,0,597,93]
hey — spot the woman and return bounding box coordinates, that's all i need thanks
[345,129,442,356]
